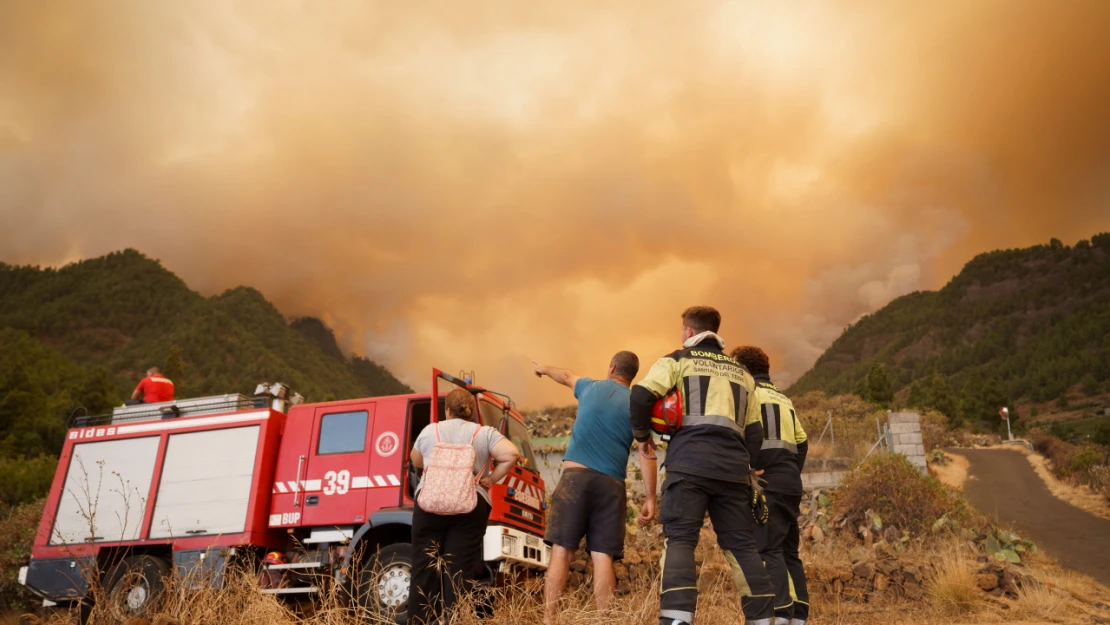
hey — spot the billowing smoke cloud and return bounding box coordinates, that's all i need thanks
[2,1,1109,405]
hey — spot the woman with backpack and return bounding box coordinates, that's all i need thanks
[408,388,520,625]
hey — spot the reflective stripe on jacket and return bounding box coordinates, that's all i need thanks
[630,334,763,484]
[751,375,809,495]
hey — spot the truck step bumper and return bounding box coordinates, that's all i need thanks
[261,587,319,595]
[483,525,550,570]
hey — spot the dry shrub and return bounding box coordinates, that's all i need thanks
[833,454,973,535]
[792,392,890,460]
[20,556,691,625]
[943,429,1001,448]
[0,500,45,612]
[1030,431,1107,485]
[1010,579,1067,622]
[918,410,949,453]
[925,554,982,615]
[1023,564,1108,608]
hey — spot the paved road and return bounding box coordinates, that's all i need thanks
[958,447,1110,585]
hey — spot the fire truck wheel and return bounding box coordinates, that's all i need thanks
[103,555,171,620]
[356,542,412,624]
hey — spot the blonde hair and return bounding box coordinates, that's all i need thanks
[444,388,475,421]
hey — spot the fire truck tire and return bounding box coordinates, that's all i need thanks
[103,555,171,620]
[356,542,412,624]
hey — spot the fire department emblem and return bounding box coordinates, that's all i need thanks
[375,431,399,457]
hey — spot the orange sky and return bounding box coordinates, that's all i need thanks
[2,1,1109,406]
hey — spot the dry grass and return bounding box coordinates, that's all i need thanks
[1007,563,1110,623]
[930,451,970,491]
[12,519,1110,625]
[1009,579,1068,622]
[1004,446,1110,521]
[12,543,1110,625]
[805,438,833,458]
[1023,563,1110,610]
[926,554,982,616]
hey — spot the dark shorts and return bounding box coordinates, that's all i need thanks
[544,467,627,558]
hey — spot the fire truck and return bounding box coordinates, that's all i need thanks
[19,369,549,622]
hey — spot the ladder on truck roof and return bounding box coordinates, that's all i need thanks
[69,383,301,428]
[71,394,259,428]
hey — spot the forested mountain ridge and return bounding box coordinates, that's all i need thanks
[789,233,1110,426]
[0,250,411,458]
[0,249,412,505]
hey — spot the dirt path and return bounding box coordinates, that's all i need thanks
[959,447,1110,586]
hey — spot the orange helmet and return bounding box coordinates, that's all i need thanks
[264,551,286,565]
[651,390,683,437]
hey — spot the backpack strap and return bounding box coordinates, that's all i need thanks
[470,425,485,484]
[433,421,442,443]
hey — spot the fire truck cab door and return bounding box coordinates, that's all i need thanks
[300,405,377,527]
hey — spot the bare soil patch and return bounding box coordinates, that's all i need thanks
[930,451,970,490]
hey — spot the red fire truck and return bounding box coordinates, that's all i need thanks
[20,370,549,622]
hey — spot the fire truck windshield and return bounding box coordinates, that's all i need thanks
[479,399,537,469]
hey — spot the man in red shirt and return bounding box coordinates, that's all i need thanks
[129,367,175,404]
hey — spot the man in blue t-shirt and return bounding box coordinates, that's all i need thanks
[533,351,652,625]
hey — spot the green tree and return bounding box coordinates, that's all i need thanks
[866,362,893,408]
[960,372,991,424]
[854,376,868,400]
[907,379,927,409]
[923,373,962,429]
[1050,422,1076,441]
[1092,421,1110,448]
[0,455,58,507]
[163,344,185,391]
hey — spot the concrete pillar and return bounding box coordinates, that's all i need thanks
[887,411,928,472]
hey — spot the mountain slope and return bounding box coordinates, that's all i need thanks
[0,249,412,404]
[0,250,413,506]
[789,233,1110,421]
[291,316,348,362]
[0,328,116,458]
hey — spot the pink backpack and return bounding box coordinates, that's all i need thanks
[418,423,481,515]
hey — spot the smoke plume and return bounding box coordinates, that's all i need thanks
[2,1,1109,404]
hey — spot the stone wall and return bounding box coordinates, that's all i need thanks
[888,412,927,472]
[801,457,851,490]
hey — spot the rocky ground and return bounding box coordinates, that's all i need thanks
[521,405,577,439]
[561,486,1110,618]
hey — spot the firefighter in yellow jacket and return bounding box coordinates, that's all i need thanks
[630,307,775,625]
[733,345,809,625]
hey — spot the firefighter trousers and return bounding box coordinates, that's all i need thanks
[658,473,775,625]
[756,492,809,624]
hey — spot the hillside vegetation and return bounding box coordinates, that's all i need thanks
[0,250,411,505]
[790,233,1110,429]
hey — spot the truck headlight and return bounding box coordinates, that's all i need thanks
[501,535,518,556]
